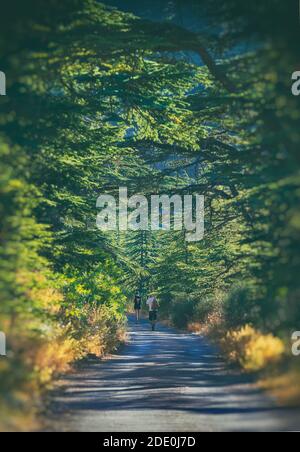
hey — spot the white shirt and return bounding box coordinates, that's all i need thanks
[146,297,157,311]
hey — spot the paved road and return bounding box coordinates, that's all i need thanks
[46,316,300,432]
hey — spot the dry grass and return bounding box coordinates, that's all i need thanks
[187,311,224,337]
[259,366,300,406]
[0,305,127,431]
[221,325,285,371]
[187,321,202,334]
[187,316,300,407]
[188,316,285,373]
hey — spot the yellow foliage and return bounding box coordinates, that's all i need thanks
[26,307,126,388]
[260,367,300,406]
[32,336,80,386]
[0,302,126,431]
[75,284,89,295]
[222,325,285,371]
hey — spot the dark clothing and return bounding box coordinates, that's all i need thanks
[149,310,157,322]
[134,295,141,310]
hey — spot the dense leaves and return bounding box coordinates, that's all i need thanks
[0,0,299,426]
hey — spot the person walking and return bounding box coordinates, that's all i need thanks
[134,291,142,322]
[146,294,159,331]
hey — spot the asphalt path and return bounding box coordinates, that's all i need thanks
[46,316,300,432]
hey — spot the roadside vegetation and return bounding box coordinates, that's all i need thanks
[0,0,300,429]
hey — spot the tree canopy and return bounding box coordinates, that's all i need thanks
[0,0,300,427]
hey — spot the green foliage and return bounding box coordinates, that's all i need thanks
[223,286,259,330]
[170,295,196,329]
[0,0,300,427]
[194,293,222,324]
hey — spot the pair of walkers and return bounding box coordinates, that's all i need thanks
[134,292,159,331]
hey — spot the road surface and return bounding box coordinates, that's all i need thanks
[46,316,300,432]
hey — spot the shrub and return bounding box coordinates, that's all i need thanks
[170,294,196,329]
[194,296,216,323]
[260,364,300,406]
[0,267,127,431]
[222,325,285,371]
[194,291,225,322]
[224,285,260,329]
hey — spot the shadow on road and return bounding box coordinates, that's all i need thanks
[46,315,300,432]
